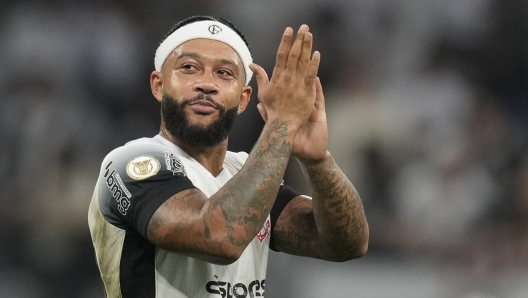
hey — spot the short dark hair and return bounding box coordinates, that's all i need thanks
[160,15,252,55]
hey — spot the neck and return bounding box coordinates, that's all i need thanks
[159,124,227,177]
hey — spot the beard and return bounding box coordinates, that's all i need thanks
[161,92,238,149]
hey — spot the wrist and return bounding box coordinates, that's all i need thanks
[298,151,332,168]
[264,117,301,135]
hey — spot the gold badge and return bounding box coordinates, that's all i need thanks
[126,155,161,180]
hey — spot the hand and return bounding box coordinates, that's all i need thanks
[292,77,328,162]
[250,25,321,130]
[257,77,328,163]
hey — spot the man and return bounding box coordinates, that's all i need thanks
[88,15,368,298]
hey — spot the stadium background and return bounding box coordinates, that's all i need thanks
[0,0,527,297]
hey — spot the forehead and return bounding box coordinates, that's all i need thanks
[171,38,243,65]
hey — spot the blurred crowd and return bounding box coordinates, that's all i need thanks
[0,0,527,297]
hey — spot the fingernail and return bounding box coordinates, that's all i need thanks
[284,27,292,35]
[299,24,308,33]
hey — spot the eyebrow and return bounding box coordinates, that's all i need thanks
[175,52,239,70]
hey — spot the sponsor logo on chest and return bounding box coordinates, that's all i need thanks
[206,277,265,298]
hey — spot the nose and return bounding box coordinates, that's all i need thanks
[193,71,219,95]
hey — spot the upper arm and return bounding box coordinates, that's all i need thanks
[272,195,337,260]
[272,195,368,261]
[97,145,195,235]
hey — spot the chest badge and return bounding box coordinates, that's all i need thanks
[257,217,271,243]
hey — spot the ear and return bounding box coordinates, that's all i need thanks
[237,86,252,115]
[150,71,163,102]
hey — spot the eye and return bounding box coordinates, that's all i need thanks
[181,64,195,70]
[217,69,233,77]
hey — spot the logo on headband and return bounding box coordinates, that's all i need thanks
[208,24,222,35]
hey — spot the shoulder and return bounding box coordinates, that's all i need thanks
[105,137,170,162]
[95,136,195,233]
[102,137,186,175]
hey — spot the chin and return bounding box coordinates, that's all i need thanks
[188,118,216,129]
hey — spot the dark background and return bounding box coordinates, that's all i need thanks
[1,0,527,297]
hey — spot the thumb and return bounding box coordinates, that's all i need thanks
[249,63,269,90]
[256,103,268,122]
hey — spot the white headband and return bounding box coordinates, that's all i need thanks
[154,20,253,85]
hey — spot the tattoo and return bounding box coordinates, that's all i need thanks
[273,156,368,260]
[273,199,324,258]
[305,156,367,255]
[219,119,292,249]
[147,119,295,259]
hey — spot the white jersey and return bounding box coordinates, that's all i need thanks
[88,135,298,298]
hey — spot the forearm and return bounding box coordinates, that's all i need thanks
[205,119,296,254]
[301,152,369,259]
[147,118,300,264]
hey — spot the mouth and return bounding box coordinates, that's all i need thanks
[188,100,219,114]
[189,100,218,109]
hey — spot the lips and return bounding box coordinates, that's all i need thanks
[188,100,218,113]
[190,100,217,108]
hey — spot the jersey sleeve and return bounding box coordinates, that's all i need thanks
[269,184,302,251]
[96,142,196,238]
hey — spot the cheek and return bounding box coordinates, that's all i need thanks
[165,76,193,96]
[225,88,243,106]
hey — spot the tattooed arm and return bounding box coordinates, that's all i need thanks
[146,25,320,265]
[273,153,369,261]
[147,119,296,264]
[258,72,369,261]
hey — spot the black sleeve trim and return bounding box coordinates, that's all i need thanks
[136,177,196,239]
[269,185,302,252]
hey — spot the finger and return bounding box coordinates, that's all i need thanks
[315,77,325,110]
[271,27,293,78]
[305,51,320,87]
[285,24,309,72]
[249,63,269,91]
[296,31,313,75]
[256,103,268,122]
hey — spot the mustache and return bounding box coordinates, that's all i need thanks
[182,94,224,110]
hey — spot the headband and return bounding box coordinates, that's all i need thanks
[154,20,253,85]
